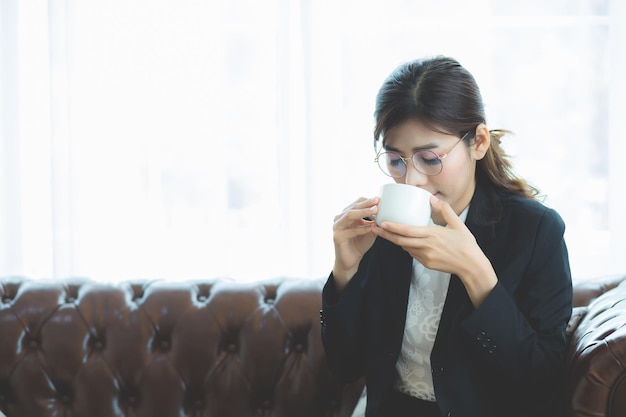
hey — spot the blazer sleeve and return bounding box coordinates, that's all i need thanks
[320,241,381,382]
[459,205,572,399]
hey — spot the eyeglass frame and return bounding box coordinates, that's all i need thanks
[374,130,473,178]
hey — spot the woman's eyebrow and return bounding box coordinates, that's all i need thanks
[384,142,439,153]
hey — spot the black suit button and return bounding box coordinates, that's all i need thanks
[431,366,444,376]
[475,331,486,341]
[480,336,497,353]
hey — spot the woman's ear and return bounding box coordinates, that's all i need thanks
[471,123,491,160]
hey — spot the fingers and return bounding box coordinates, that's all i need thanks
[334,225,376,244]
[373,220,426,236]
[372,228,409,247]
[430,195,464,228]
[343,196,378,212]
[372,222,429,248]
[334,207,377,226]
[334,197,379,225]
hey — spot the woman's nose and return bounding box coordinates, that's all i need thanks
[403,163,428,186]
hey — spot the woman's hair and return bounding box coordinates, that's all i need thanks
[373,56,538,199]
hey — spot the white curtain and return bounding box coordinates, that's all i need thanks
[1,0,625,282]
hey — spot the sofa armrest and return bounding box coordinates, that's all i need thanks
[566,279,626,417]
[572,274,626,307]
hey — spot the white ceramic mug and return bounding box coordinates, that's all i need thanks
[375,183,432,226]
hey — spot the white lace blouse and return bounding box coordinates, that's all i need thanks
[394,207,469,401]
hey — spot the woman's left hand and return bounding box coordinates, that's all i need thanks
[372,195,497,306]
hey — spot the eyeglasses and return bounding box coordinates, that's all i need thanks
[374,132,470,178]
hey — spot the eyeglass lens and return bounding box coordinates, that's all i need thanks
[378,151,443,177]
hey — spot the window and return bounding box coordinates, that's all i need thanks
[1,0,623,282]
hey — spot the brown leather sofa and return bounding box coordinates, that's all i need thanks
[567,274,626,417]
[0,274,624,417]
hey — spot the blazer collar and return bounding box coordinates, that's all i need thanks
[466,180,500,250]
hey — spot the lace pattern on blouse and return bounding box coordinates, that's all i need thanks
[394,260,450,401]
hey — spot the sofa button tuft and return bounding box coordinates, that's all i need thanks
[227,344,237,353]
[295,343,304,352]
[160,340,170,350]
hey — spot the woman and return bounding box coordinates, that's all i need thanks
[320,56,572,417]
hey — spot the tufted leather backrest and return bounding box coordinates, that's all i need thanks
[0,277,364,417]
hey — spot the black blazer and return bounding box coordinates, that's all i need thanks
[321,181,573,417]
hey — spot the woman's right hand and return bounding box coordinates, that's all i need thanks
[332,196,379,291]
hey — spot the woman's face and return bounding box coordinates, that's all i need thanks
[382,119,483,224]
